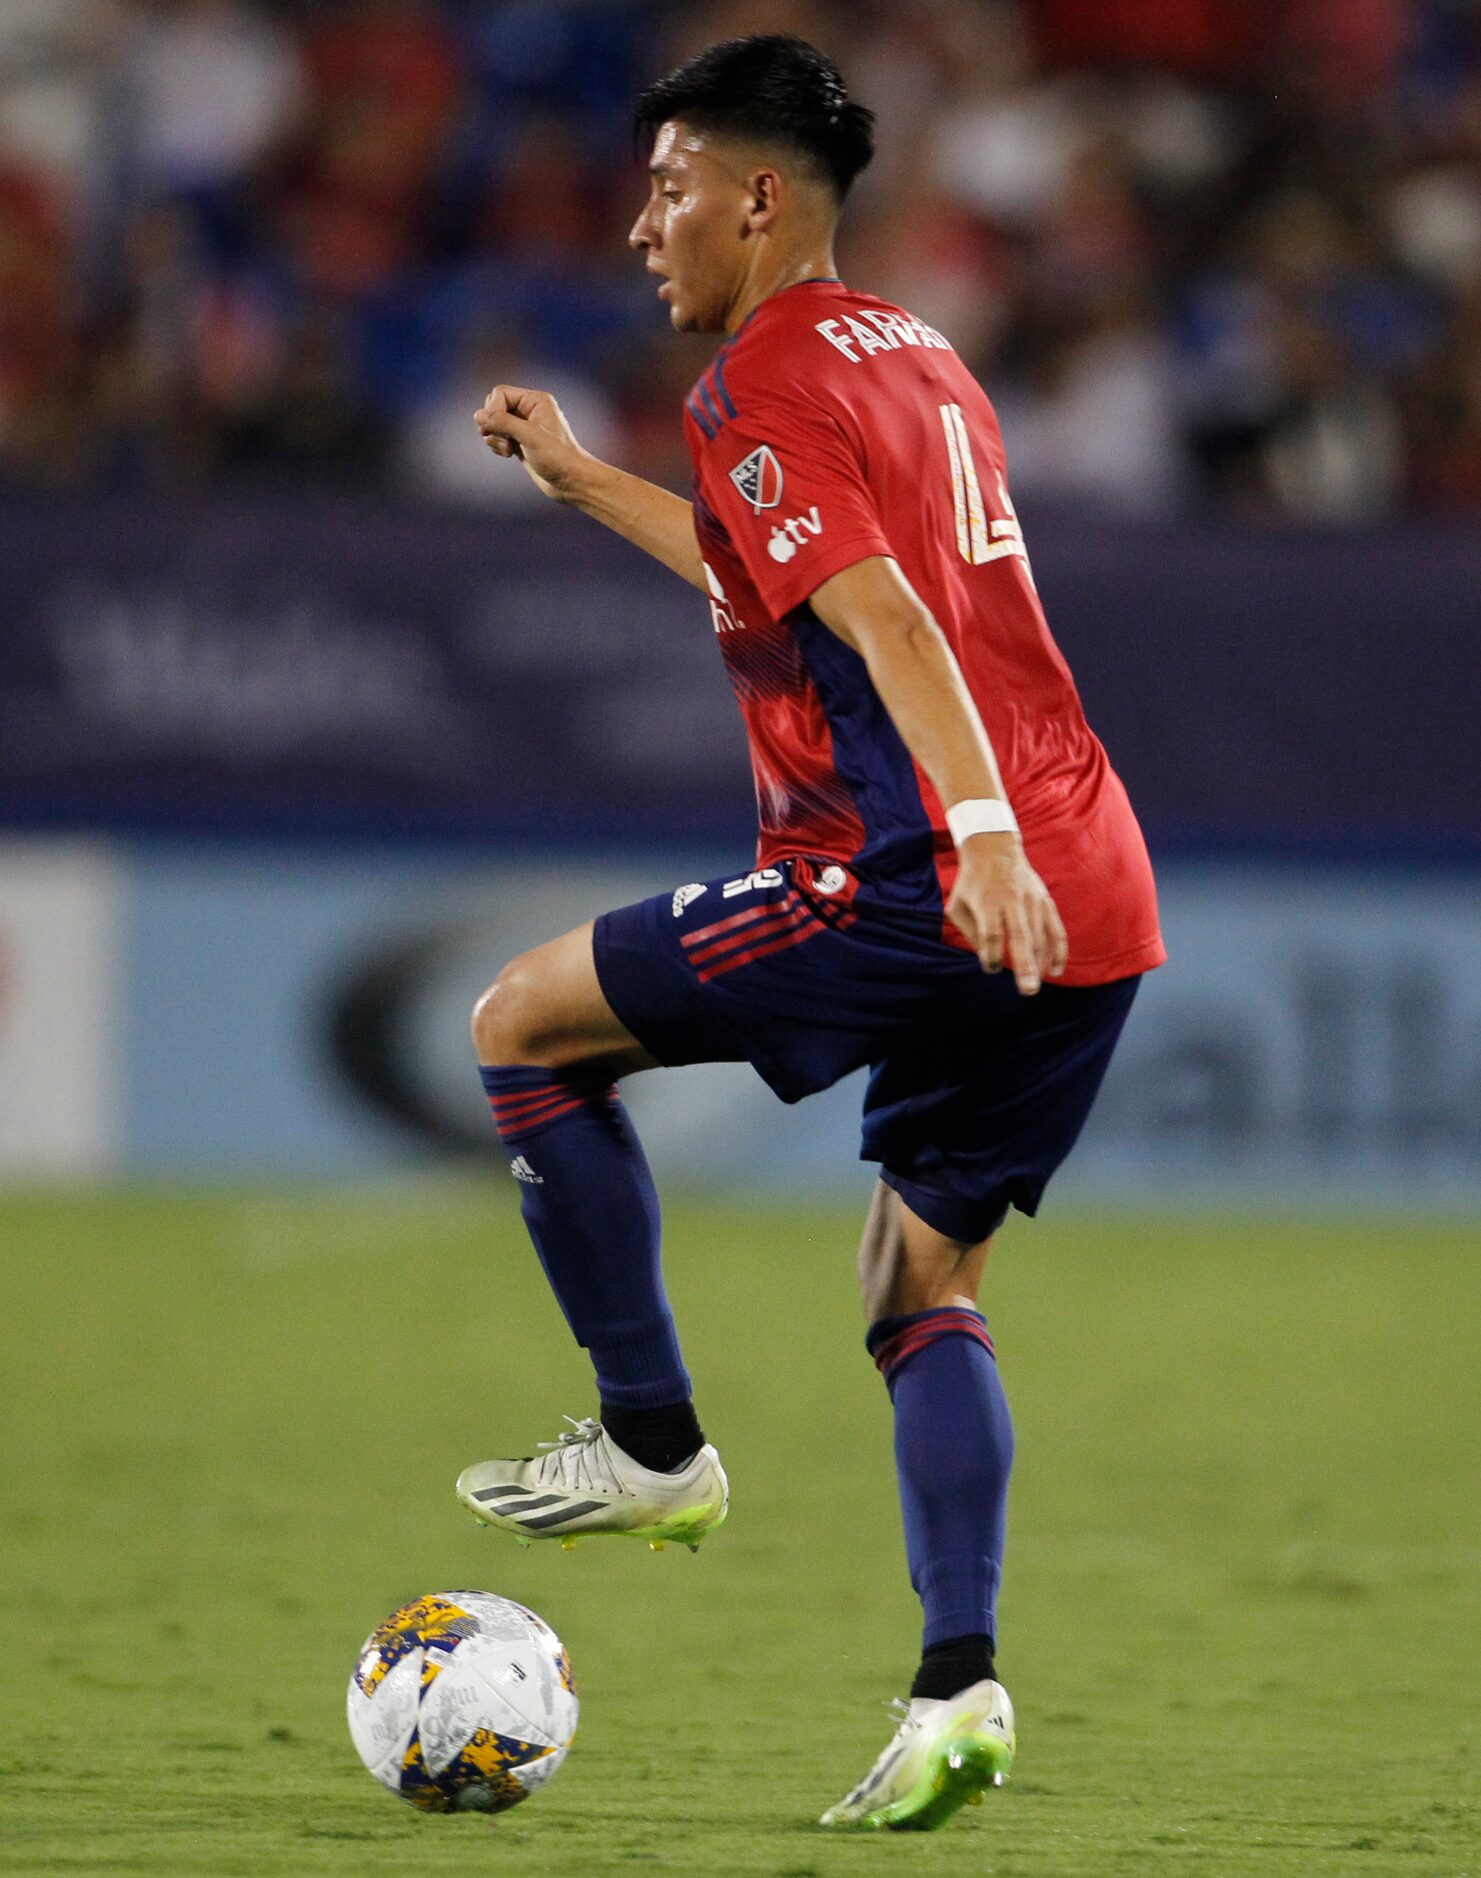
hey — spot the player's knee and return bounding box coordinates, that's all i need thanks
[861,1213,993,1322]
[872,1269,973,1319]
[472,954,554,1066]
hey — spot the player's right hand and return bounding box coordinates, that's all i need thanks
[475,384,590,501]
[946,833,1069,997]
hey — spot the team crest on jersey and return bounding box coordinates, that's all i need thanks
[729,444,784,512]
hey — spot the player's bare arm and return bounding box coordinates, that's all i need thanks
[475,384,707,593]
[809,554,1068,996]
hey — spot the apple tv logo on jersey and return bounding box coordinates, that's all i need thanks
[767,507,824,561]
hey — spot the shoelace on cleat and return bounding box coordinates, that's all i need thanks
[530,1416,610,1493]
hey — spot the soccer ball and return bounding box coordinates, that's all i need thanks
[347,1590,578,1815]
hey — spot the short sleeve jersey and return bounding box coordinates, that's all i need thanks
[685,278,1164,987]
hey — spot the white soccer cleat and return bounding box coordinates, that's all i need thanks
[819,1678,1015,1831]
[455,1417,728,1551]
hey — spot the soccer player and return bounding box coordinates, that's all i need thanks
[457,36,1164,1830]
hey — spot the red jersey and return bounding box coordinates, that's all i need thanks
[684,278,1164,987]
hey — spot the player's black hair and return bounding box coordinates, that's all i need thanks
[633,35,875,202]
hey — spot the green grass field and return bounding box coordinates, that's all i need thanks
[2,1187,1477,1876]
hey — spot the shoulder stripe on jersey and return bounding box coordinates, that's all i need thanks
[690,281,844,446]
[686,393,717,440]
[696,376,725,433]
[710,355,738,420]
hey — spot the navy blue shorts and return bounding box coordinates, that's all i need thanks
[593,860,1139,1245]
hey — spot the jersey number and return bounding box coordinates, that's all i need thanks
[940,403,1033,579]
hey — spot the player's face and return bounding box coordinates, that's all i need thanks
[629,121,758,333]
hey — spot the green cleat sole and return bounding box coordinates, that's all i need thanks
[458,1497,726,1552]
[623,1506,726,1549]
[868,1733,1012,1832]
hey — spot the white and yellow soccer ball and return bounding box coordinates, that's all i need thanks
[347,1590,577,1815]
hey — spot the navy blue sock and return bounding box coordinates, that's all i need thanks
[867,1306,1013,1654]
[481,1064,691,1410]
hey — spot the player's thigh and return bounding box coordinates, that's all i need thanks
[862,977,1141,1254]
[857,1178,993,1323]
[472,922,656,1072]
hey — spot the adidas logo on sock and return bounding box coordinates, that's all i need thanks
[509,1155,544,1185]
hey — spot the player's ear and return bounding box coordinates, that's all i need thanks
[746,167,782,229]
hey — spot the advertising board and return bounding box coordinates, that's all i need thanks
[0,843,123,1173]
[118,850,1481,1208]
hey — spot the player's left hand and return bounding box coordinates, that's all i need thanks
[946,833,1068,996]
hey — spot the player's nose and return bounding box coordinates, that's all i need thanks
[628,203,657,251]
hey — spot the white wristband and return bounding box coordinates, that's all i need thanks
[946,797,1018,846]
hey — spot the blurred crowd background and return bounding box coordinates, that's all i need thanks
[2,0,1477,1195]
[3,0,1481,519]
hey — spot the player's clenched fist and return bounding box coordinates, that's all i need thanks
[946,834,1069,997]
[475,385,590,502]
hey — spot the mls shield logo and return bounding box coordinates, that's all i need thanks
[729,444,784,513]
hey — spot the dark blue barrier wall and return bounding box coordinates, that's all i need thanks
[0,492,1474,858]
